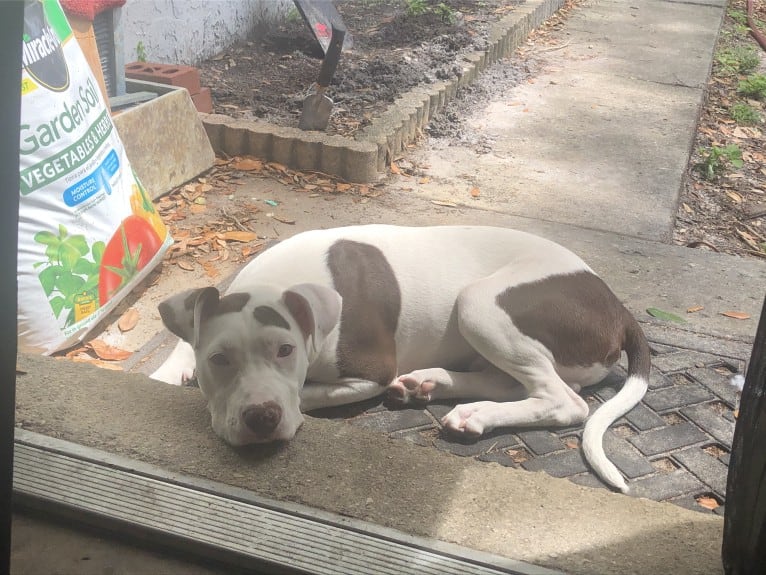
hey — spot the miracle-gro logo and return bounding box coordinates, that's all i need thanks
[23,1,69,92]
[22,26,59,68]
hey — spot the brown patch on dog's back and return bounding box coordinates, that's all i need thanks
[327,240,401,385]
[496,271,628,368]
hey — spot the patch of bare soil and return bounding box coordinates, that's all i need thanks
[198,0,522,136]
[412,2,575,153]
[673,0,766,260]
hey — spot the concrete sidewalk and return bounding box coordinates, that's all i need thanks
[13,0,766,574]
[398,0,726,241]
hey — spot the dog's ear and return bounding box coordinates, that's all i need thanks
[158,287,220,347]
[283,283,341,350]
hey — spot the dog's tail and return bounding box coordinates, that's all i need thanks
[582,314,651,493]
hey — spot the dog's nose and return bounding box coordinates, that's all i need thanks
[242,401,282,436]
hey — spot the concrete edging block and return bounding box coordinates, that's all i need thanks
[271,129,297,167]
[340,140,379,182]
[244,123,275,159]
[200,0,565,183]
[114,84,214,200]
[293,134,323,172]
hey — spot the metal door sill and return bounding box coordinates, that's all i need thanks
[13,429,562,575]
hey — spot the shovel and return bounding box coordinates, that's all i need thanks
[298,21,346,131]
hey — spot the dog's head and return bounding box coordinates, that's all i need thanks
[158,283,341,445]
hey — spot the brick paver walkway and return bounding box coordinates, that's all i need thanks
[312,325,746,515]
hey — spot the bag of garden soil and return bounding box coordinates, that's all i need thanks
[18,0,172,354]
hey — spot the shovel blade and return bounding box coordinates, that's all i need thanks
[299,93,333,131]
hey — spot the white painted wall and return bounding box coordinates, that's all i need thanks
[122,0,291,65]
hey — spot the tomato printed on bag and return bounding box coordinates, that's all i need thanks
[99,215,162,305]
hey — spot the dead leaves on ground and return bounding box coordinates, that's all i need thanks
[158,178,217,223]
[231,157,263,171]
[168,225,265,277]
[721,311,751,320]
[158,155,383,277]
[564,437,580,450]
[518,0,584,53]
[117,308,140,332]
[650,305,751,321]
[158,169,264,273]
[56,339,133,371]
[696,495,720,511]
[223,156,380,197]
[219,230,259,243]
[88,339,132,361]
[675,0,766,258]
[505,447,530,464]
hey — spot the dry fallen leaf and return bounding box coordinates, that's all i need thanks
[118,308,140,332]
[686,305,704,313]
[68,357,124,371]
[470,186,481,198]
[721,311,750,320]
[219,231,259,242]
[241,243,264,258]
[418,177,430,185]
[202,261,220,278]
[564,438,579,449]
[87,340,132,361]
[232,157,263,171]
[696,496,720,511]
[726,190,743,203]
[177,260,195,271]
[64,345,89,358]
[732,126,761,139]
[268,162,288,173]
[735,229,759,250]
[390,161,401,175]
[272,215,296,225]
[506,448,529,464]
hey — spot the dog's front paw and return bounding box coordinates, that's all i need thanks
[441,402,494,436]
[387,371,438,404]
[181,369,198,387]
[150,365,195,386]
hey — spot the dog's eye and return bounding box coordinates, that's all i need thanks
[209,352,230,367]
[277,344,294,358]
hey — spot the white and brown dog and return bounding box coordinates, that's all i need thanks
[152,225,650,493]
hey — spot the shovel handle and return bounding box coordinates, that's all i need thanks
[317,22,346,89]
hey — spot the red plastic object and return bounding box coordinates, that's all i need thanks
[60,0,125,21]
[125,62,201,95]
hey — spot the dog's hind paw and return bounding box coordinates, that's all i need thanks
[387,371,437,404]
